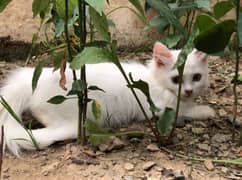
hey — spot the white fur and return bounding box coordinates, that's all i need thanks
[0,43,215,156]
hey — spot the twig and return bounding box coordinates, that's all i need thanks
[0,126,4,179]
[233,0,240,143]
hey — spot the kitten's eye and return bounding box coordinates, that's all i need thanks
[171,75,180,84]
[193,73,202,82]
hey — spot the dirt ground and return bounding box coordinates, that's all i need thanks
[0,50,241,180]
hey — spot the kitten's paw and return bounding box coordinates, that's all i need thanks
[184,105,216,120]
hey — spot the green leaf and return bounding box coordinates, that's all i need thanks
[195,0,210,10]
[85,0,105,15]
[0,96,22,124]
[88,85,105,92]
[238,12,242,47]
[67,80,87,96]
[47,95,67,104]
[56,0,77,19]
[32,0,50,18]
[162,34,182,48]
[89,7,110,41]
[128,73,160,113]
[0,0,11,13]
[85,119,111,145]
[213,1,234,19]
[174,28,199,69]
[157,107,176,136]
[70,47,112,69]
[195,14,216,32]
[53,50,65,72]
[194,20,236,54]
[147,0,185,35]
[32,62,44,92]
[128,0,145,16]
[92,100,102,120]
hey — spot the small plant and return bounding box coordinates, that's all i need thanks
[146,0,210,48]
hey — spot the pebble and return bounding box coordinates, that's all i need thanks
[123,175,134,180]
[146,144,160,152]
[98,136,125,152]
[197,143,211,152]
[192,128,204,135]
[142,161,156,171]
[124,162,135,171]
[211,133,231,143]
[204,160,214,171]
[177,134,183,140]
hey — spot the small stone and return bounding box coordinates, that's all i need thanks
[204,160,214,171]
[219,109,227,117]
[197,143,211,152]
[142,161,156,171]
[177,134,183,140]
[123,175,134,180]
[147,144,160,152]
[98,136,125,152]
[124,162,135,171]
[220,167,228,173]
[192,128,204,135]
[211,133,231,143]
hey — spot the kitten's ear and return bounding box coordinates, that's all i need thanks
[153,42,173,66]
[194,50,207,62]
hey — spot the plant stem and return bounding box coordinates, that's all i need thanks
[111,48,161,143]
[77,0,87,145]
[233,0,240,143]
[167,65,184,142]
[64,0,77,80]
[0,126,4,179]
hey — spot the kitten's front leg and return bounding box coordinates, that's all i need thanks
[180,102,215,120]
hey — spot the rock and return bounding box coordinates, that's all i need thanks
[197,143,211,152]
[98,136,125,152]
[142,161,156,171]
[192,128,204,135]
[211,133,231,143]
[176,116,193,127]
[124,162,135,171]
[146,144,160,152]
[177,134,183,140]
[204,160,214,171]
[123,175,134,180]
[218,109,227,117]
[41,162,60,175]
[227,115,242,128]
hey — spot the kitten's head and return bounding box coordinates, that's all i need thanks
[150,42,209,100]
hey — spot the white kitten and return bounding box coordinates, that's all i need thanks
[0,42,215,156]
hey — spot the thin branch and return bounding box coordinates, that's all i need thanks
[0,126,4,179]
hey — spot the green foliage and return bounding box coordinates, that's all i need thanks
[85,0,105,15]
[67,80,87,96]
[0,96,39,149]
[47,95,67,104]
[56,0,77,19]
[238,12,242,46]
[92,100,102,120]
[157,107,176,136]
[32,0,50,18]
[195,14,216,32]
[0,0,11,13]
[32,61,44,92]
[127,73,159,113]
[194,20,236,54]
[213,0,234,19]
[146,0,210,48]
[89,7,111,41]
[84,119,111,145]
[70,47,112,69]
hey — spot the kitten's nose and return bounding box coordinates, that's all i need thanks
[185,89,193,96]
